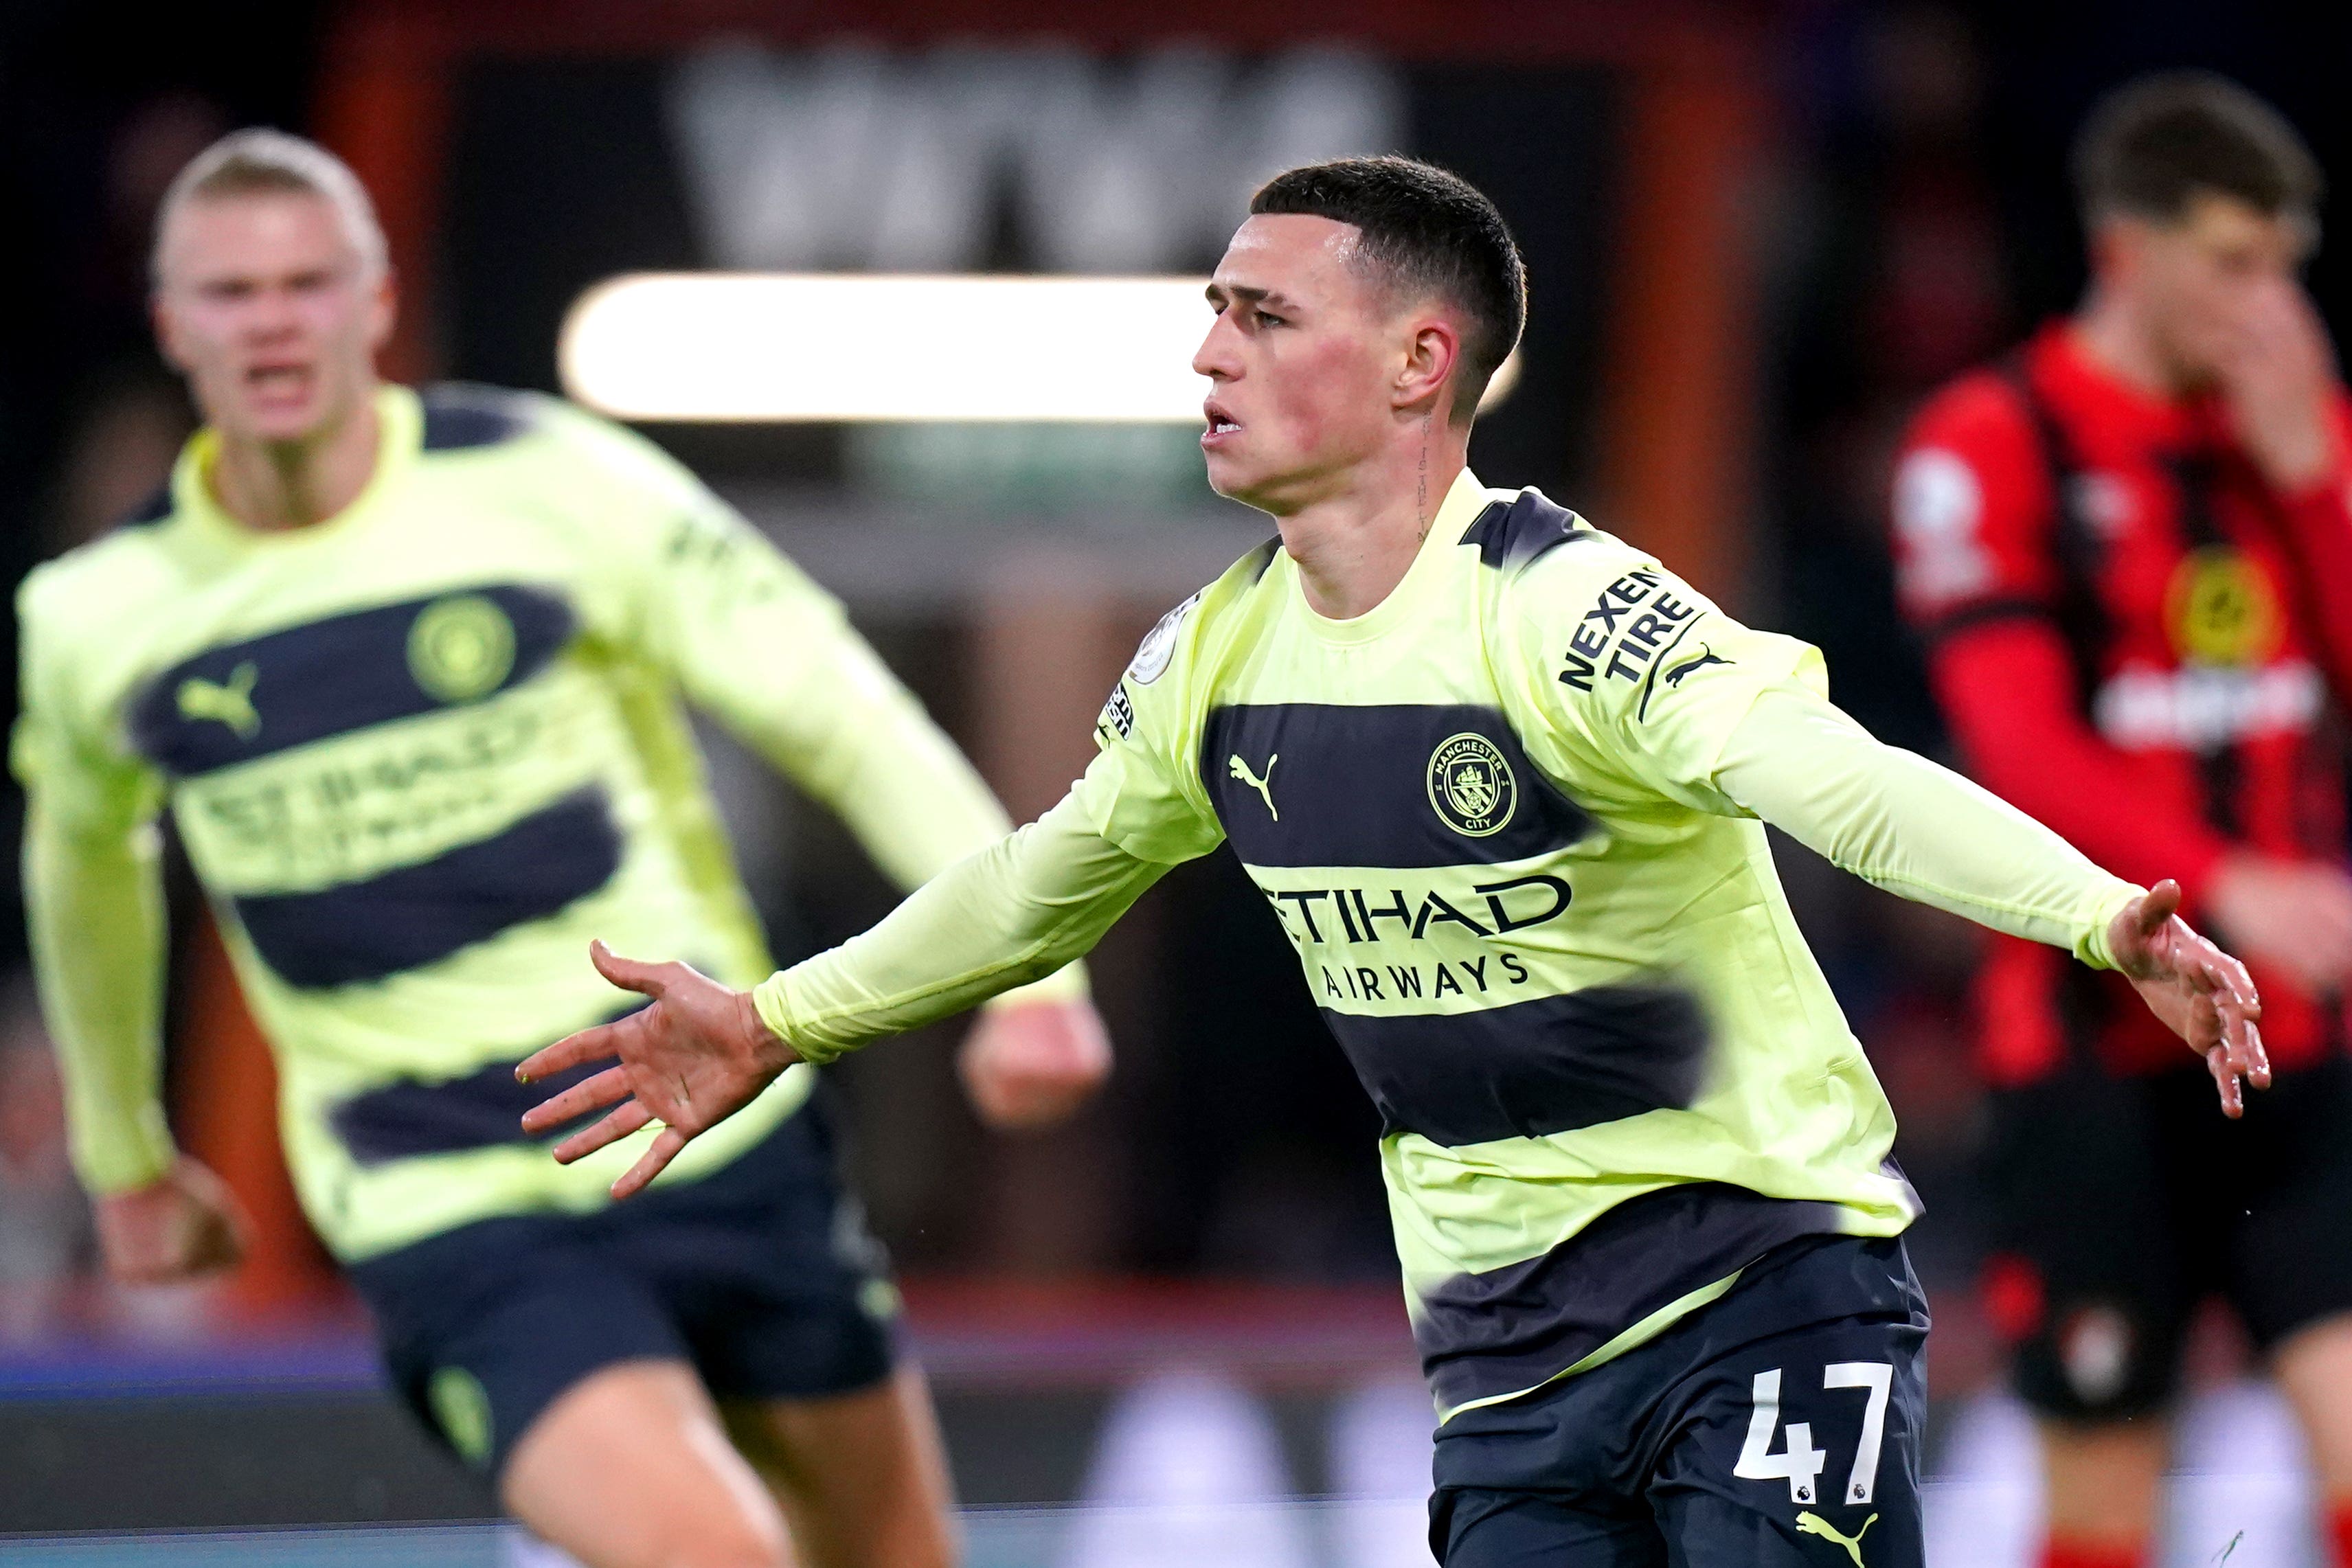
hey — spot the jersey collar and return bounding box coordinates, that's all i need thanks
[2034,321,2209,454]
[1291,466,1492,646]
[174,383,422,551]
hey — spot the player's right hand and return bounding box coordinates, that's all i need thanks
[959,997,1113,1130]
[2215,277,2338,492]
[518,941,800,1199]
[95,1158,248,1284]
[2107,879,2269,1117]
[2204,851,2352,996]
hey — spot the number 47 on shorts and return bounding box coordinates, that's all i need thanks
[1733,1361,1895,1506]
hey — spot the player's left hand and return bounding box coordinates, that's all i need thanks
[959,998,1113,1129]
[516,941,799,1198]
[2107,879,2270,1117]
[95,1158,249,1284]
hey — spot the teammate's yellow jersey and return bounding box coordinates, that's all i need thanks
[752,468,2138,1420]
[17,383,1072,1260]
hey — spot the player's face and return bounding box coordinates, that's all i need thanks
[152,192,392,446]
[1195,214,1410,512]
[2105,192,2312,388]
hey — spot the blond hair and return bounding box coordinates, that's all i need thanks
[151,128,387,287]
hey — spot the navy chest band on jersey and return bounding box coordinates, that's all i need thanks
[127,584,574,778]
[1324,981,1709,1147]
[1199,703,1592,869]
[231,786,622,990]
[330,992,653,1165]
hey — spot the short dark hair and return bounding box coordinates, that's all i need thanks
[1250,156,1527,422]
[2072,72,2322,231]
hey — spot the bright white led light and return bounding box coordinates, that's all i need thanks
[560,273,1520,423]
[561,274,1210,422]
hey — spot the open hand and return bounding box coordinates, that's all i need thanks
[517,941,798,1198]
[2107,879,2270,1116]
[96,1157,248,1284]
[959,998,1113,1129]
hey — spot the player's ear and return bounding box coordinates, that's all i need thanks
[364,265,399,358]
[2087,212,2141,288]
[150,292,190,375]
[1394,315,1461,416]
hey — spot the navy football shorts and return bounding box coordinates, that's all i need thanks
[1430,1235,1929,1568]
[348,1088,898,1477]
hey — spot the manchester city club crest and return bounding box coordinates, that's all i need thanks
[407,593,518,704]
[1427,732,1517,837]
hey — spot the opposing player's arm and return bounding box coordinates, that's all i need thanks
[12,575,177,1194]
[1526,554,2267,1113]
[1898,383,2352,994]
[1891,389,2237,897]
[2263,383,2352,702]
[520,579,1230,1193]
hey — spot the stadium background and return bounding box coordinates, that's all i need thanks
[0,1,2347,1562]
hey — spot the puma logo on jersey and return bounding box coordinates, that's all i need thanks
[1663,644,1732,689]
[177,663,260,739]
[1228,753,1279,819]
[1796,1510,1877,1567]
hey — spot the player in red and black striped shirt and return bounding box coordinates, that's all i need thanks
[1894,75,2352,1568]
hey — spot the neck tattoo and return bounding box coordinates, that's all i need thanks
[1414,413,1433,541]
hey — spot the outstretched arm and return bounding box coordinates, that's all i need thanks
[519,793,1170,1196]
[1714,682,2268,1114]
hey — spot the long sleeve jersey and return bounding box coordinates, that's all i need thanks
[748,470,2141,1420]
[16,383,1077,1260]
[1893,322,2352,1082]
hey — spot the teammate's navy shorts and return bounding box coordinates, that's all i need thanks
[1430,1235,1928,1568]
[348,1089,898,1477]
[1984,1054,2352,1421]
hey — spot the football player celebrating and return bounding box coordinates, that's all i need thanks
[1894,75,2352,1568]
[19,128,1109,1568]
[526,157,2263,1567]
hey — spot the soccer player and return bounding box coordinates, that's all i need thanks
[16,128,1112,1568]
[523,157,2265,1567]
[1891,76,2352,1568]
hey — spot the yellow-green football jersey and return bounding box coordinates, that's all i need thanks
[16,383,1052,1260]
[1075,469,1921,1419]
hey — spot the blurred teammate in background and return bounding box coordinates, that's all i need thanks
[1893,73,2352,1568]
[524,156,2266,1567]
[15,128,1111,1568]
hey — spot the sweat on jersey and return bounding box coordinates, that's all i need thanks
[16,383,1076,1260]
[753,468,2141,1420]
